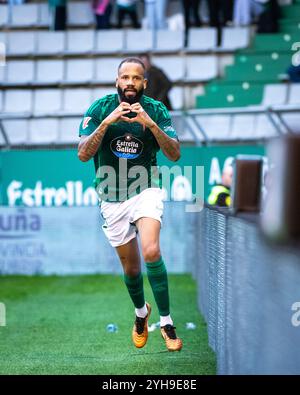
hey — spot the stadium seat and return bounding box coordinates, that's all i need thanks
[0,131,5,147]
[196,83,264,108]
[280,4,300,19]
[36,60,64,84]
[152,56,185,82]
[0,90,3,112]
[288,84,300,104]
[185,56,218,82]
[65,30,95,54]
[33,89,62,115]
[195,115,231,140]
[39,3,51,27]
[254,114,278,138]
[63,88,92,115]
[1,120,29,145]
[124,29,154,53]
[95,58,123,83]
[280,113,300,133]
[261,84,288,106]
[230,114,256,139]
[154,29,184,52]
[92,87,116,101]
[170,114,197,142]
[29,119,59,144]
[36,31,65,55]
[169,87,184,110]
[219,27,250,51]
[7,32,36,56]
[10,4,39,27]
[0,32,6,53]
[279,19,300,34]
[186,28,217,52]
[4,90,32,114]
[252,33,299,52]
[228,52,290,83]
[6,61,35,85]
[66,59,94,84]
[182,115,205,142]
[0,5,8,27]
[59,118,82,144]
[0,60,5,83]
[67,2,94,26]
[95,30,124,54]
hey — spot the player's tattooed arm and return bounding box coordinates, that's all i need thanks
[78,122,108,162]
[149,124,181,162]
[78,103,131,162]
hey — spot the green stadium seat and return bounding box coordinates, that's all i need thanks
[195,83,263,108]
[225,53,291,82]
[280,5,300,19]
[279,19,300,34]
[252,33,299,52]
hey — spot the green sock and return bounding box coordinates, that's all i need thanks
[146,258,170,316]
[123,272,145,309]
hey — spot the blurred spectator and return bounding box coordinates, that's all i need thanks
[233,0,265,26]
[256,0,280,33]
[207,0,234,27]
[207,164,233,207]
[116,0,141,28]
[144,0,167,30]
[139,53,173,110]
[49,0,67,31]
[92,0,112,29]
[182,0,202,29]
[207,0,234,45]
[6,0,26,4]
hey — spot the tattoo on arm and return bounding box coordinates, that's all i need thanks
[150,124,180,162]
[78,122,108,162]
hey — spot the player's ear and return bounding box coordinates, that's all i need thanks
[143,78,148,89]
[115,78,118,88]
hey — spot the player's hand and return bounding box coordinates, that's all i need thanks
[120,103,156,129]
[103,102,131,126]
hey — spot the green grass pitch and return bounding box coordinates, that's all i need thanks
[0,274,216,375]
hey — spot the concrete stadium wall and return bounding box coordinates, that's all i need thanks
[196,207,300,375]
[0,202,197,275]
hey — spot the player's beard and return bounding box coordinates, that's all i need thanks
[117,86,144,105]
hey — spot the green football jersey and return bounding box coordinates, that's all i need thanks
[79,94,178,202]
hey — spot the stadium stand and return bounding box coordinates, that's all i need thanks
[0,0,299,145]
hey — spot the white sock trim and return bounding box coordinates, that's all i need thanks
[160,315,173,327]
[135,304,148,318]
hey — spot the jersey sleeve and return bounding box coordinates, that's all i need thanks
[155,103,179,141]
[79,106,101,137]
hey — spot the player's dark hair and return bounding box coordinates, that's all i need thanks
[118,58,146,74]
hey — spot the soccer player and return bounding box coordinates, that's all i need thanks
[78,58,182,352]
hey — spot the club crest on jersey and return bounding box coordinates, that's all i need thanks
[82,117,92,129]
[110,133,144,159]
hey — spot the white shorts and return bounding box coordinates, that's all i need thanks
[100,188,164,248]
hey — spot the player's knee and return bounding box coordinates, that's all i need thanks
[143,244,161,263]
[124,267,140,277]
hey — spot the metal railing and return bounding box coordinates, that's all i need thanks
[1,105,299,149]
[196,206,300,374]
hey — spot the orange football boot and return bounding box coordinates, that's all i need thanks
[132,302,151,348]
[160,324,183,351]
